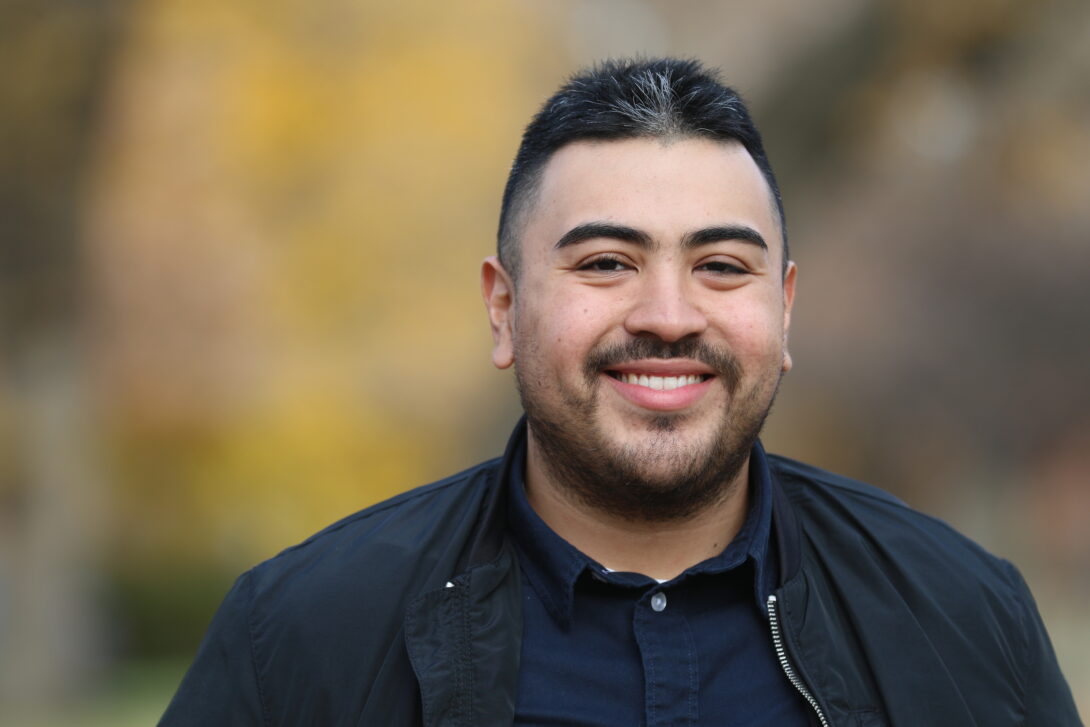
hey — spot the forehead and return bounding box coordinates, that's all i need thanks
[523,137,782,260]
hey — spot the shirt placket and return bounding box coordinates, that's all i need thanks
[633,587,697,727]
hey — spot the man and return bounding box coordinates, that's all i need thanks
[161,58,1081,726]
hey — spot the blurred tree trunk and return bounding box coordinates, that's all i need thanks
[0,0,129,707]
[2,342,103,705]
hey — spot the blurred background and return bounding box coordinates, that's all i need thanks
[2,0,1088,723]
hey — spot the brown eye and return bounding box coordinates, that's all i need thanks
[579,256,630,272]
[697,261,746,275]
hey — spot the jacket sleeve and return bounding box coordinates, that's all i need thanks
[158,570,267,726]
[1006,562,1084,726]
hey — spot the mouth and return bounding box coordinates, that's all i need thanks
[601,362,717,412]
[605,371,713,391]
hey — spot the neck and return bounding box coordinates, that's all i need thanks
[523,435,752,582]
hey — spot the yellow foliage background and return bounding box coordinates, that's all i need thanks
[2,0,1088,721]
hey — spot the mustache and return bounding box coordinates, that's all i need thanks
[585,338,742,391]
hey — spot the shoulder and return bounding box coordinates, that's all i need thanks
[767,453,1020,599]
[175,459,509,718]
[243,456,503,620]
[769,452,910,510]
[767,454,1081,721]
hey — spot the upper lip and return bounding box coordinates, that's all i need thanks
[604,359,716,377]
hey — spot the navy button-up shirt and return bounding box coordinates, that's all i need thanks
[507,442,814,727]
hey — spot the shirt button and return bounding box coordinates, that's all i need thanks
[650,592,667,612]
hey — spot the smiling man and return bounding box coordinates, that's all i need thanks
[161,59,1081,726]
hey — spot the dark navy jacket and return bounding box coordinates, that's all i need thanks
[160,421,1082,726]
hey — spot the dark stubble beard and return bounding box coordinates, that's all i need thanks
[516,336,782,524]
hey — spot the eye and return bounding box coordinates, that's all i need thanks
[696,260,747,275]
[577,255,632,273]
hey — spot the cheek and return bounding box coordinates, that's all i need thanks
[515,292,607,369]
[513,299,575,360]
[715,304,785,362]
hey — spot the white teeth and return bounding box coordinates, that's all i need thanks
[618,373,704,390]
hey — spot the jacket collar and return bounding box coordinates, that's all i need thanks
[455,417,528,573]
[768,449,802,586]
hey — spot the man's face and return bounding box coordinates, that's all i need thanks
[483,137,796,521]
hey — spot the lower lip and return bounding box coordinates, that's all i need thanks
[604,374,715,412]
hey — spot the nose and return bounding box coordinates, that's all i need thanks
[623,270,709,342]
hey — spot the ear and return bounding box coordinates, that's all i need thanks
[781,261,797,373]
[481,256,516,369]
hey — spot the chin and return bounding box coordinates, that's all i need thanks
[612,408,718,444]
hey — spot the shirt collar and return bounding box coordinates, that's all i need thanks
[506,438,777,629]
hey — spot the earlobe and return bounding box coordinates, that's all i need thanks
[481,256,516,369]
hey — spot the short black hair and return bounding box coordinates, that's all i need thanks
[497,58,787,279]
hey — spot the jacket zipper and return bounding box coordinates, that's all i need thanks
[767,594,831,727]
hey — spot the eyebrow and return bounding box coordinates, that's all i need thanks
[553,221,767,252]
[682,225,767,251]
[554,222,653,250]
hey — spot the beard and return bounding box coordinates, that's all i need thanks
[516,336,782,524]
